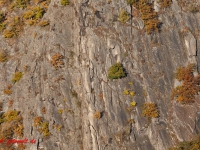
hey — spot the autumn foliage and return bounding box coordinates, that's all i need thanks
[171,64,200,104]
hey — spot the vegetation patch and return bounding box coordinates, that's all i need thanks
[108,63,126,80]
[12,71,23,83]
[169,134,200,150]
[123,89,135,96]
[171,64,200,104]
[177,0,200,13]
[93,111,101,119]
[50,53,64,69]
[141,102,159,118]
[33,116,51,137]
[53,124,63,131]
[118,9,130,23]
[61,0,69,6]
[0,0,51,38]
[0,50,8,62]
[131,0,161,34]
[23,6,45,25]
[158,0,172,9]
[3,16,23,38]
[14,0,29,9]
[58,109,63,114]
[130,101,137,107]
[3,84,13,95]
[0,109,24,149]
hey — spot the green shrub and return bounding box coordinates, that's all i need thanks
[61,0,69,6]
[12,72,23,83]
[108,63,126,80]
[118,9,130,23]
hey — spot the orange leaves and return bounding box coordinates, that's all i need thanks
[50,53,64,69]
[172,64,200,104]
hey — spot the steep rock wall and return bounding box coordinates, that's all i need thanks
[0,0,200,150]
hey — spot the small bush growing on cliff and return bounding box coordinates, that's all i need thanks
[3,16,23,38]
[130,0,161,34]
[23,6,45,25]
[3,84,13,95]
[14,0,29,9]
[141,102,159,118]
[108,63,126,80]
[12,72,23,83]
[0,109,23,146]
[93,111,101,119]
[61,0,69,6]
[0,50,8,62]
[33,116,51,137]
[169,134,200,150]
[118,9,130,23]
[158,0,172,9]
[126,0,134,5]
[171,64,200,104]
[50,53,64,69]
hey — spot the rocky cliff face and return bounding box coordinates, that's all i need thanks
[0,0,200,150]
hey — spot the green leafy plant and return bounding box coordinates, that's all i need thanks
[118,9,130,23]
[108,63,126,80]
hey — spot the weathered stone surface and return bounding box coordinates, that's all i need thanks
[1,0,200,150]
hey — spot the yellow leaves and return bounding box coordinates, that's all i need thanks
[130,101,137,107]
[142,103,159,118]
